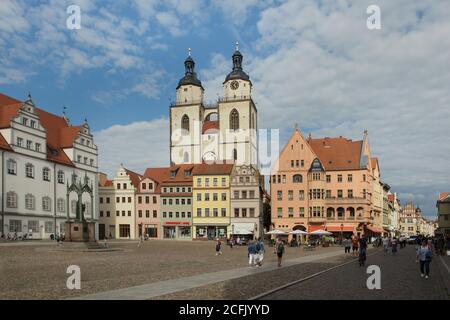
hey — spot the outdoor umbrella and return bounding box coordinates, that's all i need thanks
[289,230,308,246]
[309,229,332,236]
[266,229,288,235]
[289,230,308,235]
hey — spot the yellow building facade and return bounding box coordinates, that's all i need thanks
[192,164,233,240]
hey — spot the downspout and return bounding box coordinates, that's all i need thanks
[53,163,57,237]
[1,150,4,236]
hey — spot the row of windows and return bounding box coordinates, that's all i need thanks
[272,174,367,184]
[233,190,256,199]
[7,160,67,183]
[162,198,191,205]
[115,197,133,203]
[6,192,90,214]
[16,136,41,152]
[138,196,157,204]
[196,178,227,187]
[196,208,227,217]
[76,155,95,166]
[233,176,253,184]
[162,187,192,193]
[138,210,158,218]
[276,207,363,219]
[180,109,243,134]
[196,193,227,201]
[7,220,54,233]
[162,212,192,218]
[233,208,256,218]
[276,189,366,200]
[79,137,92,147]
[290,160,305,168]
[21,117,38,129]
[116,210,132,217]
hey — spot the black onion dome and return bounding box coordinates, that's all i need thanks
[177,54,203,89]
[224,49,251,84]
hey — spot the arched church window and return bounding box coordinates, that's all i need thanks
[181,115,190,134]
[233,149,238,162]
[230,109,239,131]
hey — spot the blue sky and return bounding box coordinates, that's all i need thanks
[1,0,450,218]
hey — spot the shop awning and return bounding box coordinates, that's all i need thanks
[366,225,383,234]
[326,225,355,232]
[308,225,326,232]
[232,223,255,235]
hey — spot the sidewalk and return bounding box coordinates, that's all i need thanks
[71,248,350,300]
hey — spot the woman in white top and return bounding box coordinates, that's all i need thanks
[416,239,432,279]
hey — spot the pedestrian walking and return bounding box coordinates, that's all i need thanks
[351,235,359,256]
[215,239,222,256]
[416,239,433,279]
[248,240,257,267]
[382,236,389,255]
[391,237,398,255]
[274,238,285,267]
[228,236,234,249]
[236,237,241,247]
[358,236,367,267]
[343,237,351,253]
[255,238,265,267]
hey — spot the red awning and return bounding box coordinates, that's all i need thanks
[308,225,325,232]
[326,225,355,232]
[366,225,383,234]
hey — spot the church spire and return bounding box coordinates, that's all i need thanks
[177,48,203,90]
[224,41,251,84]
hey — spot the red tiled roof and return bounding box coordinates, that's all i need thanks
[0,93,83,166]
[125,169,143,188]
[202,121,219,134]
[0,133,12,150]
[308,137,362,171]
[192,163,234,175]
[104,180,113,187]
[438,192,450,201]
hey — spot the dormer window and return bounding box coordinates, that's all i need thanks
[171,170,177,178]
[30,120,36,128]
[184,170,191,177]
[26,140,32,149]
[22,118,28,126]
[81,138,85,145]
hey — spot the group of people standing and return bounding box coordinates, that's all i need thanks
[342,234,368,266]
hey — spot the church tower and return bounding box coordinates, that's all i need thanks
[218,42,258,167]
[170,49,204,164]
[170,44,258,168]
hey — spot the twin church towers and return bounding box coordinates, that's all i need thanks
[169,43,258,168]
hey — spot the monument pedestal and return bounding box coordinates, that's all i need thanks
[65,221,96,242]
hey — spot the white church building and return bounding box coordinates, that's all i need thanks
[0,93,98,240]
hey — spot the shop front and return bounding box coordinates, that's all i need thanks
[230,222,256,241]
[144,224,158,238]
[326,225,355,241]
[163,222,192,240]
[195,225,228,240]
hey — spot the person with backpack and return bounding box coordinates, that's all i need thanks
[416,239,432,279]
[274,238,285,267]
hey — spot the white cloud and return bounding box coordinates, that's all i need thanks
[95,118,170,176]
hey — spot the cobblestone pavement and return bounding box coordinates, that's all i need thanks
[0,240,341,299]
[261,245,450,300]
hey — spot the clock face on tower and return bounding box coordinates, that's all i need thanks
[230,81,239,90]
